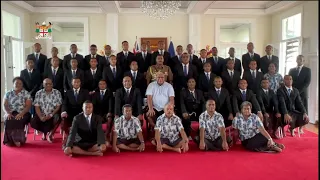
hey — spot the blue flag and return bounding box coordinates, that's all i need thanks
[168,41,175,57]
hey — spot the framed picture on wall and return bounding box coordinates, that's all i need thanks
[141,37,167,53]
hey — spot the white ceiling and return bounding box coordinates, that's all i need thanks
[14,1,301,15]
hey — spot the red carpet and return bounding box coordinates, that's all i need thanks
[1,128,318,180]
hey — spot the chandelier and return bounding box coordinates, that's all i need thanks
[141,1,181,20]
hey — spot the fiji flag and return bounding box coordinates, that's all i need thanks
[133,39,140,55]
[168,40,175,57]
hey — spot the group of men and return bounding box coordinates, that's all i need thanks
[19,40,311,156]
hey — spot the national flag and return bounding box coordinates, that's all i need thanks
[133,39,140,55]
[168,40,175,57]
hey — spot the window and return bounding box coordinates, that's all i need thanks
[2,10,21,39]
[282,13,301,40]
[279,13,302,76]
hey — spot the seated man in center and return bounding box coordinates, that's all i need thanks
[112,104,145,152]
[152,103,189,153]
[180,78,205,138]
[194,100,232,151]
[64,100,106,156]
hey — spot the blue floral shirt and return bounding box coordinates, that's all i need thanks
[264,73,283,92]
[155,114,184,143]
[199,111,225,141]
[114,115,142,139]
[33,89,62,115]
[232,113,263,141]
[3,89,31,113]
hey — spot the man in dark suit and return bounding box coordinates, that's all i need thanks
[242,60,264,94]
[151,40,171,65]
[211,47,225,76]
[64,59,85,91]
[260,45,279,74]
[224,47,242,75]
[289,55,311,113]
[198,62,216,99]
[180,78,205,137]
[277,75,309,136]
[257,78,281,136]
[63,44,84,71]
[221,58,241,95]
[186,44,198,64]
[64,100,106,156]
[123,61,147,98]
[83,44,104,71]
[207,76,233,127]
[116,41,135,73]
[169,45,183,75]
[43,57,64,96]
[100,45,113,68]
[26,43,47,77]
[242,42,261,72]
[84,58,102,94]
[114,76,143,121]
[61,78,90,146]
[102,55,123,94]
[232,79,263,120]
[193,49,213,74]
[135,42,152,76]
[20,59,41,99]
[44,47,63,72]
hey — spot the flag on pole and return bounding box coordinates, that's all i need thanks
[133,37,140,55]
[168,40,175,57]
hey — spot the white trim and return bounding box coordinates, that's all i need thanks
[35,7,103,14]
[7,1,35,12]
[120,8,187,14]
[205,9,265,15]
[45,17,89,55]
[265,1,302,14]
[186,1,198,13]
[114,1,121,13]
[214,18,256,50]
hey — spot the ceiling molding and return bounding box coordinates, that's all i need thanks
[119,8,187,14]
[9,1,35,12]
[186,1,197,13]
[114,1,121,13]
[205,9,265,15]
[264,1,302,14]
[34,7,103,14]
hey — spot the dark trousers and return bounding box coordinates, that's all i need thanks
[181,113,199,137]
[241,133,268,151]
[281,111,307,129]
[264,112,282,132]
[300,91,308,113]
[194,136,232,151]
[31,114,60,134]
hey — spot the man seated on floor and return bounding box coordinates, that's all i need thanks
[180,78,205,138]
[112,104,145,153]
[277,75,309,137]
[31,78,62,143]
[194,99,232,151]
[152,103,189,153]
[64,100,106,156]
[146,72,175,128]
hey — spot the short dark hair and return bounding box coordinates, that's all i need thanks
[99,79,107,83]
[12,77,23,83]
[90,44,97,48]
[130,60,138,65]
[110,55,116,58]
[83,100,93,105]
[239,79,247,84]
[90,58,97,62]
[200,49,207,52]
[70,44,77,47]
[177,45,182,48]
[214,76,222,80]
[122,41,128,44]
[187,77,196,82]
[212,47,217,50]
[26,59,33,62]
[72,77,81,82]
[122,104,132,112]
[226,58,235,63]
[157,54,164,58]
[249,60,257,64]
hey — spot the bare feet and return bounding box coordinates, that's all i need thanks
[151,139,156,146]
[270,145,282,152]
[299,127,304,134]
[290,129,295,137]
[174,148,181,153]
[276,143,285,150]
[14,142,21,147]
[92,151,103,156]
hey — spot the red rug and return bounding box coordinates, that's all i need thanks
[1,128,318,180]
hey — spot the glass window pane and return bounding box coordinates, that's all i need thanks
[12,40,24,77]
[52,22,84,42]
[282,13,301,40]
[2,10,21,39]
[220,24,250,43]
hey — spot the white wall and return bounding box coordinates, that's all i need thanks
[53,27,84,42]
[118,14,189,51]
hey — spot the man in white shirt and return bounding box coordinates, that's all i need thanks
[64,100,106,156]
[145,72,175,128]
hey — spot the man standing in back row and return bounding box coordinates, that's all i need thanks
[260,45,279,75]
[242,42,261,72]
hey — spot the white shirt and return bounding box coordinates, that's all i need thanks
[91,68,97,75]
[262,88,268,94]
[131,70,138,78]
[267,55,272,60]
[297,65,303,74]
[73,88,80,93]
[51,67,58,74]
[110,65,117,71]
[158,49,164,55]
[141,51,147,57]
[249,52,254,57]
[84,113,92,126]
[205,71,211,77]
[285,86,292,93]
[28,69,33,74]
[215,87,221,92]
[182,63,189,74]
[123,51,129,56]
[201,58,206,63]
[229,57,235,60]
[124,87,132,94]
[100,89,106,95]
[250,69,256,74]
[71,69,77,74]
[240,89,247,94]
[227,69,234,76]
[34,52,40,58]
[91,54,97,58]
[146,81,175,111]
[70,53,77,58]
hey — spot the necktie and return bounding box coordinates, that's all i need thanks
[161,50,163,55]
[133,72,136,81]
[217,90,221,96]
[86,116,90,128]
[191,91,195,99]
[202,59,206,64]
[250,54,253,59]
[52,69,56,82]
[297,67,301,76]
[125,52,128,59]
[28,71,32,78]
[178,56,181,62]
[215,57,218,64]
[252,70,256,79]
[230,71,233,79]
[106,56,109,64]
[241,91,246,101]
[143,53,146,60]
[74,89,78,101]
[126,89,130,97]
[287,89,291,96]
[100,90,104,100]
[206,73,210,81]
[265,90,268,96]
[190,55,192,62]
[184,65,188,76]
[112,67,116,78]
[92,70,96,77]
[268,55,271,60]
[72,70,76,77]
[35,54,39,61]
[72,54,75,58]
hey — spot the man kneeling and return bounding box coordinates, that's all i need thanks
[112,104,145,152]
[194,100,232,151]
[64,100,106,156]
[152,104,189,153]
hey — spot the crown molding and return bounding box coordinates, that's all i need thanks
[34,7,103,14]
[7,1,35,12]
[205,9,265,15]
[264,1,302,14]
[119,8,187,14]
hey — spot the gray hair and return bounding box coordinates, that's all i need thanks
[164,103,174,111]
[240,101,252,110]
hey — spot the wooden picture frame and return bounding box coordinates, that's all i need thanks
[141,37,167,53]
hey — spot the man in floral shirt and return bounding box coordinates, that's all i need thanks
[194,100,231,151]
[152,103,189,153]
[112,104,145,152]
[31,78,62,143]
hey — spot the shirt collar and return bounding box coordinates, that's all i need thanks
[100,89,106,93]
[262,88,268,92]
[205,110,217,118]
[28,69,33,73]
[85,113,92,120]
[73,88,80,92]
[297,65,304,69]
[229,56,235,59]
[71,68,77,72]
[52,67,58,71]
[131,70,138,74]
[110,65,116,69]
[240,89,247,93]
[34,52,40,56]
[189,89,195,94]
[248,52,254,56]
[215,87,221,91]
[123,51,128,55]
[183,63,189,66]
[250,69,256,73]
[124,87,132,92]
[285,86,292,91]
[71,53,77,57]
[227,69,234,73]
[205,71,211,75]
